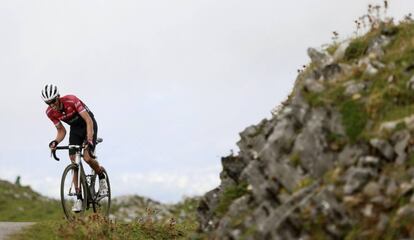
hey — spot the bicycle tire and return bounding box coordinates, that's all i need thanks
[92,168,111,217]
[60,164,88,220]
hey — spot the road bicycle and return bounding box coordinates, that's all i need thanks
[51,138,111,220]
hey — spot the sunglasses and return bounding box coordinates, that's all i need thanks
[45,98,59,105]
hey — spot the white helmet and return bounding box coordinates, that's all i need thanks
[41,84,59,102]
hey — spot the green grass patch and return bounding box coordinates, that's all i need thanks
[215,183,248,217]
[344,38,369,61]
[340,100,368,142]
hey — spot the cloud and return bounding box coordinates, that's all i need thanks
[115,166,221,203]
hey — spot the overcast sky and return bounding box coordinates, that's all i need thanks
[0,0,413,203]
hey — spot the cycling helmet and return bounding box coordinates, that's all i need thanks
[41,84,59,102]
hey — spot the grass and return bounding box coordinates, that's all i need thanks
[9,221,62,240]
[0,180,62,221]
[215,182,248,217]
[10,214,187,240]
[340,99,368,142]
[344,38,369,61]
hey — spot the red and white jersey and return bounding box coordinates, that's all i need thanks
[46,95,94,127]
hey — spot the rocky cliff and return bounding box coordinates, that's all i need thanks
[197,19,414,239]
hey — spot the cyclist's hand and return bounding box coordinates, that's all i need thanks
[85,140,95,151]
[49,140,58,149]
[88,141,95,151]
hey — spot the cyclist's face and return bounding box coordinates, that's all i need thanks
[47,98,60,110]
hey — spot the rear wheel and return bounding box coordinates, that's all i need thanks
[60,164,87,220]
[92,168,111,217]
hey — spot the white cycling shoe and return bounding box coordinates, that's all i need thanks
[72,199,83,212]
[98,179,108,196]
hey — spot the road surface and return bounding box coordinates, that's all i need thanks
[0,222,34,240]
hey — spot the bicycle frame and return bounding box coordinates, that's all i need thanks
[53,138,106,213]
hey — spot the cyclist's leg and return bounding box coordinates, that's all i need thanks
[82,119,104,175]
[69,128,83,197]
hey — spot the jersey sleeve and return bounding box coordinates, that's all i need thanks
[46,109,60,126]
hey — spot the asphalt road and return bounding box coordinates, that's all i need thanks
[0,222,34,240]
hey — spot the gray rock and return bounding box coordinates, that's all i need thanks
[265,117,297,154]
[220,171,237,190]
[369,138,395,160]
[367,35,391,58]
[385,180,398,197]
[338,145,367,167]
[364,63,378,76]
[221,156,247,183]
[370,196,393,209]
[333,40,351,61]
[392,130,411,164]
[358,156,381,168]
[197,188,221,231]
[326,109,346,135]
[396,205,414,220]
[240,161,272,201]
[371,60,386,69]
[362,181,381,197]
[291,106,308,128]
[344,167,377,195]
[314,189,351,229]
[304,78,325,93]
[237,120,271,155]
[322,63,342,81]
[407,75,414,90]
[400,182,414,196]
[376,214,389,232]
[216,195,251,235]
[292,108,334,177]
[344,81,366,96]
[260,182,320,234]
[407,167,414,179]
[264,157,302,193]
[361,204,374,217]
[307,47,333,68]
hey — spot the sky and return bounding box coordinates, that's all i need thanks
[0,0,413,203]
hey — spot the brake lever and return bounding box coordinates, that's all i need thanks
[51,149,60,161]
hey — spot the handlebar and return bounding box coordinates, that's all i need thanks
[51,138,103,161]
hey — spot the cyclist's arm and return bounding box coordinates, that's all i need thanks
[79,111,94,142]
[55,122,66,143]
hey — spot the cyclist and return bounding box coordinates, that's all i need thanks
[42,84,108,212]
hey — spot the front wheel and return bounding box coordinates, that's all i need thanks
[93,168,111,217]
[60,164,87,220]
